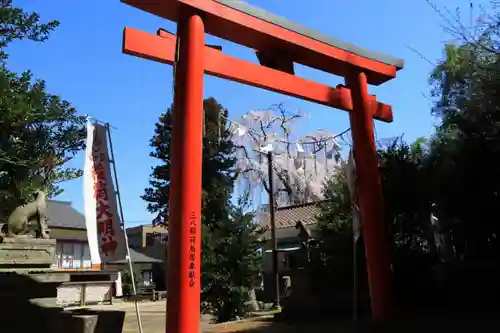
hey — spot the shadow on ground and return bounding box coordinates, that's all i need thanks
[204,317,353,333]
[0,273,125,333]
[204,312,500,333]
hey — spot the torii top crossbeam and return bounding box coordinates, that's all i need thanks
[122,0,404,85]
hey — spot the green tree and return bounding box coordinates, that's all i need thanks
[144,97,257,321]
[141,110,172,225]
[314,162,353,282]
[201,194,265,323]
[378,137,432,255]
[313,2,500,310]
[142,97,235,227]
[315,137,432,274]
[314,137,435,309]
[425,2,500,260]
[0,1,86,220]
[0,0,59,62]
[120,268,140,297]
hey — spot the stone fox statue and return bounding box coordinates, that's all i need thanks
[1,190,50,238]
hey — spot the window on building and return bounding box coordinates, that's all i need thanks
[73,243,82,268]
[283,252,299,270]
[82,244,92,268]
[61,243,74,268]
[127,234,142,249]
[55,243,63,268]
[54,242,93,269]
[141,270,153,286]
[146,232,167,247]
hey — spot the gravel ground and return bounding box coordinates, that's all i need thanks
[67,302,500,333]
[75,301,290,333]
[69,301,213,332]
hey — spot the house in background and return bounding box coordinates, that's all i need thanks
[126,224,168,263]
[125,224,168,290]
[45,200,117,306]
[127,224,168,249]
[106,247,163,290]
[47,200,99,270]
[259,202,320,300]
[47,200,167,300]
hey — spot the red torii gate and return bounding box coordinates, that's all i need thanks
[121,0,404,332]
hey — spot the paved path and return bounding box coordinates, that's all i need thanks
[72,301,213,332]
[74,301,347,333]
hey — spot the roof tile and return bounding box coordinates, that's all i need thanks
[46,200,86,230]
[108,248,162,264]
[259,202,320,229]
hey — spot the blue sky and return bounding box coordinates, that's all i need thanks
[7,0,487,226]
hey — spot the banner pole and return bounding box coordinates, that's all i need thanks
[105,123,143,333]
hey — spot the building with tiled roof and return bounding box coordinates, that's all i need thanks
[259,201,321,242]
[47,200,165,291]
[259,201,321,285]
[46,200,97,270]
[47,200,86,230]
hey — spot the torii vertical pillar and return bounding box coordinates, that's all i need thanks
[167,11,205,333]
[347,72,393,320]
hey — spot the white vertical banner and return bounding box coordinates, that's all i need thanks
[83,121,127,264]
[346,149,362,241]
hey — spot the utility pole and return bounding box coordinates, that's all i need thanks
[267,151,280,309]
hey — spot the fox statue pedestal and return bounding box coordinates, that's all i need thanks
[0,237,125,333]
[0,190,125,333]
[0,237,71,333]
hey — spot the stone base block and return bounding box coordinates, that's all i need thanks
[0,237,56,268]
[62,309,126,333]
